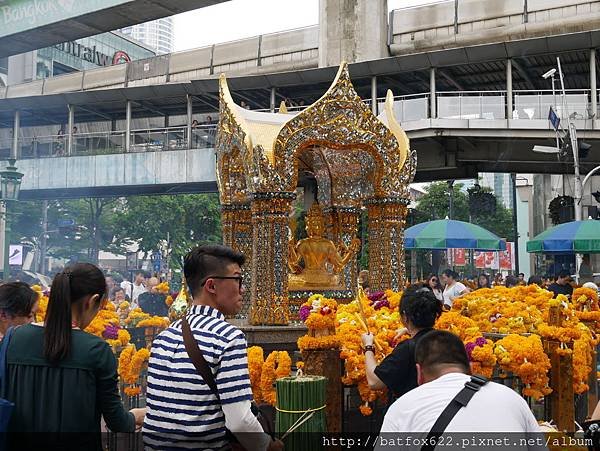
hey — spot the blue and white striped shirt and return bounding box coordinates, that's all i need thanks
[143,305,254,450]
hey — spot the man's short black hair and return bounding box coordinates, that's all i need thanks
[527,275,543,286]
[399,287,443,328]
[184,245,245,297]
[135,270,148,277]
[558,269,571,279]
[415,330,470,377]
[505,275,518,288]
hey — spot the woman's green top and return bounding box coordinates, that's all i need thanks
[4,324,134,435]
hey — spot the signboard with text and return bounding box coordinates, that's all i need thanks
[0,0,132,39]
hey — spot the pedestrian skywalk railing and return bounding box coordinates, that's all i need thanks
[2,89,598,160]
[0,125,217,160]
[378,89,595,122]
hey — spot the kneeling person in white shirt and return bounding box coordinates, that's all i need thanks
[377,330,546,451]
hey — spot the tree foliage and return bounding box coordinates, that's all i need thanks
[13,194,222,269]
[13,198,123,263]
[414,181,515,240]
[113,194,221,268]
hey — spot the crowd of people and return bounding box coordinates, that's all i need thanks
[1,246,600,450]
[412,268,599,308]
[0,246,284,451]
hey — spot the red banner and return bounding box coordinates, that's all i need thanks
[484,252,498,270]
[453,248,466,266]
[474,251,485,269]
[499,242,514,271]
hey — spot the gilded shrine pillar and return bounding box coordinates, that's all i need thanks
[366,198,409,292]
[221,204,253,318]
[250,192,296,325]
[324,206,361,295]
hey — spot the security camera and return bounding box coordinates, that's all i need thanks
[542,68,557,79]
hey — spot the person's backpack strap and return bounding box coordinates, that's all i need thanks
[0,328,14,384]
[181,316,220,400]
[420,375,488,451]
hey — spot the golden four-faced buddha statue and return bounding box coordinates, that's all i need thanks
[288,203,360,290]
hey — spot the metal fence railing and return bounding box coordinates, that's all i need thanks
[5,88,600,161]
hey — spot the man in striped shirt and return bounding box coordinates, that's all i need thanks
[143,245,284,451]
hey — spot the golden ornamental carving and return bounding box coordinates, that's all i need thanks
[215,62,416,325]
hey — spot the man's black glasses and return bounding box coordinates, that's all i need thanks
[201,276,243,290]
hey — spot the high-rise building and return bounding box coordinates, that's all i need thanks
[480,173,514,209]
[121,18,174,55]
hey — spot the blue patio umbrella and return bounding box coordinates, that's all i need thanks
[527,220,600,253]
[404,219,507,250]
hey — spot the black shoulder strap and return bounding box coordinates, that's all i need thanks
[181,316,220,401]
[0,327,14,395]
[420,375,488,451]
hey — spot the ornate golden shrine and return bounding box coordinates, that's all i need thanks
[215,63,416,325]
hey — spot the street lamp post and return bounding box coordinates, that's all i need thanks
[0,159,24,280]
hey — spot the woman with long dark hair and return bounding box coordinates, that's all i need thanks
[362,287,443,400]
[477,273,492,290]
[424,274,444,302]
[3,263,144,449]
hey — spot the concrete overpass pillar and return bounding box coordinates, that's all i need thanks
[371,76,378,115]
[591,49,597,121]
[318,0,389,67]
[125,100,132,152]
[67,105,74,156]
[186,95,193,150]
[430,68,436,119]
[506,59,513,119]
[11,110,19,160]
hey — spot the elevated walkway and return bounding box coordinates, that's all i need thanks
[11,90,600,199]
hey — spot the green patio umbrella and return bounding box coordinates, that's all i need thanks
[527,220,600,254]
[404,219,507,250]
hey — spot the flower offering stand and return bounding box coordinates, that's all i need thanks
[544,306,576,432]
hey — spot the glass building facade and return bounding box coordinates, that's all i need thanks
[35,31,156,79]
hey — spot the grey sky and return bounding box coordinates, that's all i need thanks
[174,0,443,52]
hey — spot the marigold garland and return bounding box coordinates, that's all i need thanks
[35,293,48,323]
[494,334,552,400]
[260,351,291,406]
[336,290,403,413]
[154,282,170,294]
[124,308,151,327]
[137,316,170,329]
[247,346,265,403]
[106,329,131,348]
[118,344,150,397]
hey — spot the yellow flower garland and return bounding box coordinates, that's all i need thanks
[494,334,552,400]
[137,316,170,329]
[259,351,291,406]
[117,345,150,397]
[154,282,170,294]
[247,346,264,403]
